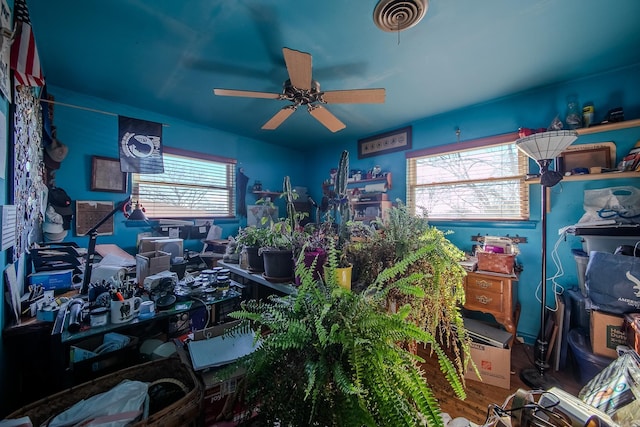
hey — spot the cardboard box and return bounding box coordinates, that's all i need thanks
[28,269,74,291]
[464,341,511,389]
[138,236,170,253]
[624,313,640,354]
[192,320,255,425]
[201,367,251,426]
[136,250,171,286]
[154,238,183,261]
[591,310,626,358]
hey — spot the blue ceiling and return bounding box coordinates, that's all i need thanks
[27,0,640,150]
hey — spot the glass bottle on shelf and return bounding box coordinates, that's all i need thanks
[565,96,583,129]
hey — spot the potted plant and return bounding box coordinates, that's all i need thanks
[314,150,355,289]
[235,225,270,273]
[260,219,296,281]
[224,245,469,427]
[323,235,353,290]
[291,222,332,284]
[333,150,351,246]
[347,201,469,363]
[259,176,301,281]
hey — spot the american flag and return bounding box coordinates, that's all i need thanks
[10,0,44,87]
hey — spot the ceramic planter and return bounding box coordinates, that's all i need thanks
[245,246,264,273]
[324,264,352,290]
[262,249,294,282]
[295,249,327,285]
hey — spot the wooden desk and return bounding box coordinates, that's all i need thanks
[463,271,520,340]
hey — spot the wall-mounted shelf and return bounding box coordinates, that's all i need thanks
[322,173,392,192]
[524,118,640,185]
[525,171,640,185]
[575,118,640,136]
[252,191,282,199]
[351,200,393,223]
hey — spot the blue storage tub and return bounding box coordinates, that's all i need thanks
[567,328,614,385]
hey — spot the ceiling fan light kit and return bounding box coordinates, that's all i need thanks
[214,47,385,133]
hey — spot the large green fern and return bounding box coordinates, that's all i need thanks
[225,245,467,426]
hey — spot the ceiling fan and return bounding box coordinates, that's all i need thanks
[213,47,386,133]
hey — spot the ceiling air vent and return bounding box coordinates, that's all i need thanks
[373,0,429,32]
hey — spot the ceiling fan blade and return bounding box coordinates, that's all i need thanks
[322,88,386,104]
[262,106,297,130]
[214,88,281,99]
[308,105,346,133]
[282,47,312,90]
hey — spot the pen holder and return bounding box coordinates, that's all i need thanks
[110,296,142,324]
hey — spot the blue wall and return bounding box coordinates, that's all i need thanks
[47,86,308,254]
[0,84,9,409]
[307,63,640,342]
[3,65,639,361]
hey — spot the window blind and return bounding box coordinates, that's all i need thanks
[132,148,236,219]
[407,139,529,221]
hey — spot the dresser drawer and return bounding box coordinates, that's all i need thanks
[464,287,504,314]
[465,273,505,295]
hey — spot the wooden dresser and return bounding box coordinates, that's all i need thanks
[463,271,520,340]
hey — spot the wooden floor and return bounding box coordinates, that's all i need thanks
[418,340,582,425]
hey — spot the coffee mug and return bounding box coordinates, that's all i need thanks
[139,300,155,319]
[110,296,142,324]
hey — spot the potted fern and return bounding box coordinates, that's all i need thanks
[225,243,468,426]
[346,200,469,361]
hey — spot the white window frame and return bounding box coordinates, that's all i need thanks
[406,133,530,221]
[131,146,236,219]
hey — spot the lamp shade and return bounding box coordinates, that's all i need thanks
[516,130,578,161]
[127,201,148,221]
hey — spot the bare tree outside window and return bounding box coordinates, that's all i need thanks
[132,150,236,219]
[408,142,529,221]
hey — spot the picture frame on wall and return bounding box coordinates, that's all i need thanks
[75,200,115,236]
[358,126,412,159]
[91,155,128,193]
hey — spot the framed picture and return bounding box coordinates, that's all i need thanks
[75,201,115,236]
[91,156,127,193]
[358,126,412,159]
[556,146,611,175]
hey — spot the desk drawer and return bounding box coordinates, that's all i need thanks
[466,274,505,295]
[464,287,504,313]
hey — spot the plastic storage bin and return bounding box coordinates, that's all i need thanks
[567,328,614,385]
[565,288,590,330]
[582,235,640,254]
[572,249,589,297]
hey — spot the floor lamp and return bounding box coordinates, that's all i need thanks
[516,130,578,389]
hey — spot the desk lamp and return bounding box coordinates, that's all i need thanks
[81,196,133,295]
[516,130,577,389]
[126,200,148,221]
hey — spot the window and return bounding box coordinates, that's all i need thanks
[407,134,529,221]
[132,147,236,219]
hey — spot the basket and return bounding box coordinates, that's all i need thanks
[476,250,515,275]
[7,356,203,426]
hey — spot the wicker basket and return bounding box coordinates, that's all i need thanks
[7,356,203,426]
[476,250,515,275]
